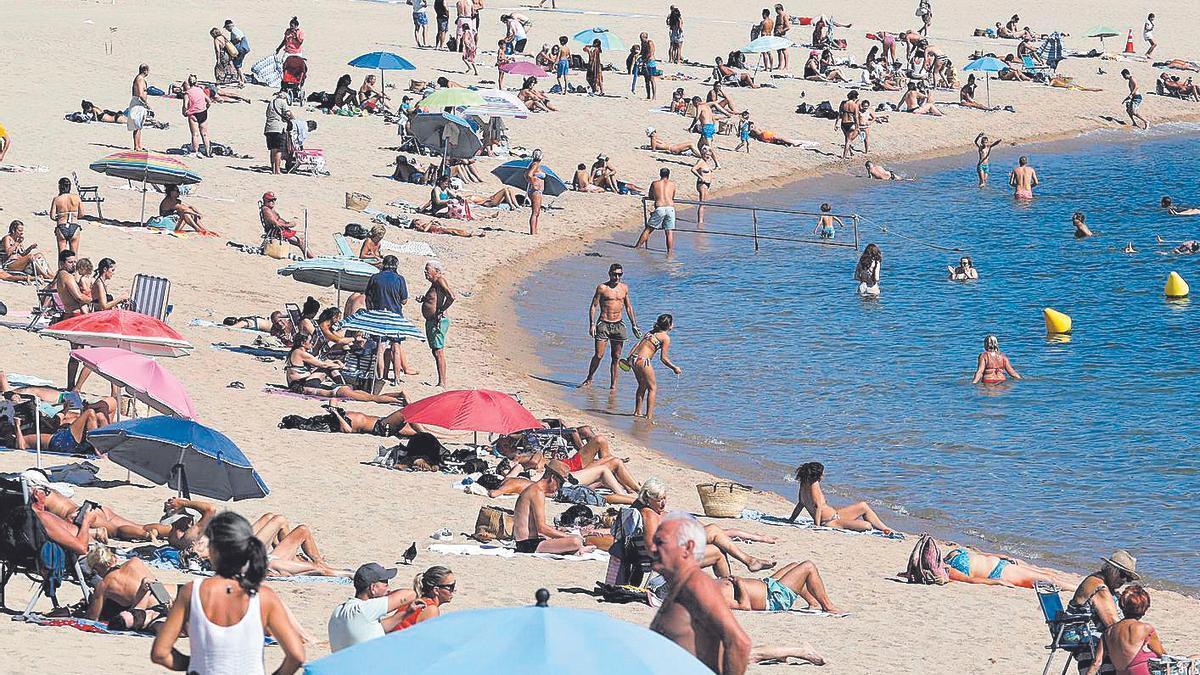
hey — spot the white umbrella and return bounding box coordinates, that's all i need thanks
[461,88,529,119]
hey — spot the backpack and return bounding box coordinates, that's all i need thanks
[903,533,949,584]
[813,101,837,119]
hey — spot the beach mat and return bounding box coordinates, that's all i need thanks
[120,545,351,584]
[429,543,608,562]
[739,510,906,540]
[210,342,287,359]
[263,384,343,403]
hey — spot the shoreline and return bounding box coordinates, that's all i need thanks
[477,120,1200,598]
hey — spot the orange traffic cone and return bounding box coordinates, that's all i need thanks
[1124,29,1135,54]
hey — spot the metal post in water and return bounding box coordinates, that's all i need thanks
[751,209,760,252]
[853,215,860,251]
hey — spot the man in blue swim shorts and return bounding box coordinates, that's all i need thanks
[718,561,842,614]
[554,36,572,92]
[412,0,429,48]
[638,32,659,100]
[634,168,677,254]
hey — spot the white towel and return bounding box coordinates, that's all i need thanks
[429,543,608,562]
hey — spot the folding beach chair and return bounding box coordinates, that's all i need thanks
[332,234,356,258]
[1022,56,1055,81]
[340,342,382,394]
[1035,581,1103,675]
[26,287,65,330]
[0,476,93,616]
[129,273,172,321]
[71,171,104,220]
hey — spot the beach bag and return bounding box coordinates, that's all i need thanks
[447,36,458,52]
[696,482,752,518]
[345,192,371,211]
[557,484,605,507]
[796,102,815,115]
[903,533,949,585]
[813,101,837,119]
[472,505,514,542]
[263,240,290,259]
[223,40,239,59]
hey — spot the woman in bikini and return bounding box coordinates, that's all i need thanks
[854,243,881,297]
[316,307,363,358]
[284,332,407,404]
[1,219,51,280]
[524,149,545,236]
[620,314,681,421]
[788,462,897,535]
[90,257,128,311]
[517,77,558,112]
[50,177,83,254]
[971,334,1021,385]
[942,545,1071,588]
[691,146,715,215]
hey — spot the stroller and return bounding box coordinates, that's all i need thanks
[281,55,308,106]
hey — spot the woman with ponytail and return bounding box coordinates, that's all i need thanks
[619,313,682,421]
[391,565,456,632]
[152,512,305,674]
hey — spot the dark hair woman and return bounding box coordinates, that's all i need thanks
[620,313,681,421]
[788,461,897,535]
[854,243,882,297]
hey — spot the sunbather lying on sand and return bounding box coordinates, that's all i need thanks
[163,497,350,577]
[222,310,295,339]
[285,332,408,404]
[30,487,103,556]
[789,461,900,536]
[718,560,841,613]
[80,100,129,124]
[408,217,482,237]
[942,544,1073,588]
[279,404,426,438]
[6,401,108,455]
[749,124,807,146]
[20,468,163,543]
[1156,59,1200,72]
[899,82,944,116]
[643,128,701,157]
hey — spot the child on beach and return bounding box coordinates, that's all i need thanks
[735,111,751,153]
[814,203,842,240]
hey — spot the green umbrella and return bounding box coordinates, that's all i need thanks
[1086,26,1120,48]
[418,87,486,111]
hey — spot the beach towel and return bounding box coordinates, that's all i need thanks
[739,509,906,539]
[210,342,287,359]
[429,543,609,562]
[788,607,851,618]
[15,613,283,642]
[121,545,351,584]
[262,384,343,403]
[250,54,285,88]
[125,97,147,131]
[188,318,265,335]
[6,373,57,387]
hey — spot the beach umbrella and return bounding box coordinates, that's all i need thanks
[1086,26,1120,47]
[963,56,1007,108]
[461,88,529,119]
[418,87,486,111]
[401,389,543,436]
[89,150,202,224]
[410,112,483,170]
[572,27,625,52]
[499,60,551,78]
[335,310,426,342]
[304,593,712,675]
[491,158,567,197]
[740,35,792,53]
[69,347,196,418]
[278,257,378,294]
[40,309,193,358]
[88,417,269,501]
[348,51,416,92]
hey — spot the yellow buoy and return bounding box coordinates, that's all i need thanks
[1165,271,1190,298]
[1043,307,1072,334]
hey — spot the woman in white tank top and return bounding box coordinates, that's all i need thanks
[151,512,305,675]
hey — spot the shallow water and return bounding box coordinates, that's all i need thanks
[516,128,1200,590]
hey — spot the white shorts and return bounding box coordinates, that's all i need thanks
[647,206,676,231]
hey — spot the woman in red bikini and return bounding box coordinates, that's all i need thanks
[971,334,1021,385]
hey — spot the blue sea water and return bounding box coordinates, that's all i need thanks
[516,128,1200,590]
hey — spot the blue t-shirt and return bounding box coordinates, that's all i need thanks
[365,270,408,314]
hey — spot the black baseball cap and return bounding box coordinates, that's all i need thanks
[353,562,397,593]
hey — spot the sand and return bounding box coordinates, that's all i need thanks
[1,0,1199,673]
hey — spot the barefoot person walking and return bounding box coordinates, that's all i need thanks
[581,263,639,389]
[419,260,455,388]
[634,168,677,255]
[621,313,681,421]
[1122,69,1149,130]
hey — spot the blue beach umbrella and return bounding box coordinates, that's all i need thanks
[347,51,416,92]
[963,56,1008,108]
[491,158,567,197]
[304,595,713,675]
[87,417,269,501]
[336,310,426,342]
[572,27,625,52]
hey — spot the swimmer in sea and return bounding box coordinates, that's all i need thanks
[971,334,1020,385]
[864,160,898,180]
[1072,212,1094,238]
[1123,242,1137,254]
[1008,155,1038,200]
[814,202,843,240]
[947,256,978,280]
[1156,239,1200,255]
[1161,196,1200,216]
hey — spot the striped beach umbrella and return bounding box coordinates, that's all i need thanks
[461,88,529,119]
[336,310,426,342]
[89,150,202,223]
[277,257,378,293]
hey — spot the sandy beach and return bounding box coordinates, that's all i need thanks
[2,1,1200,673]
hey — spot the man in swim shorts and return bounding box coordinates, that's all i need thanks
[581,263,639,389]
[974,132,1001,187]
[1008,155,1038,200]
[554,36,571,92]
[420,260,455,388]
[1122,69,1149,130]
[512,460,591,555]
[692,96,716,149]
[639,32,659,100]
[634,168,677,254]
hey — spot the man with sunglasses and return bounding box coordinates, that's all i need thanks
[581,263,640,389]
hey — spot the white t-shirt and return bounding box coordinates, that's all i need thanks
[508,18,526,41]
[328,596,389,652]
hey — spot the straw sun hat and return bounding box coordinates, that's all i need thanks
[1102,550,1140,581]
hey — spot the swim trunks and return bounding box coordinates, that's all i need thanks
[1014,189,1033,200]
[702,123,716,140]
[425,315,450,350]
[514,537,545,554]
[125,98,147,131]
[644,59,661,77]
[647,206,676,231]
[556,59,569,78]
[1127,94,1143,112]
[265,131,286,151]
[593,319,627,342]
[817,223,835,239]
[413,12,429,27]
[978,162,989,177]
[48,427,81,454]
[764,578,799,611]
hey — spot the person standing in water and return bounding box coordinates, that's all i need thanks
[974,132,1001,187]
[971,334,1021,384]
[814,203,842,239]
[1008,156,1038,200]
[634,168,677,255]
[581,263,639,390]
[1072,212,1094,238]
[854,243,881,297]
[621,313,681,420]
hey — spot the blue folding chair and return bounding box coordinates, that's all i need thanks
[1036,581,1104,675]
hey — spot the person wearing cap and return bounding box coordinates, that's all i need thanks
[1068,550,1141,666]
[260,192,313,258]
[328,563,424,652]
[512,459,594,555]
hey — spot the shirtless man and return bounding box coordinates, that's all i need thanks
[129,64,153,152]
[692,97,717,155]
[320,404,426,438]
[512,460,592,555]
[1121,69,1148,130]
[85,545,175,632]
[22,470,163,542]
[974,132,1002,187]
[581,264,639,389]
[572,164,604,192]
[1008,155,1039,200]
[898,82,943,116]
[260,192,313,258]
[554,36,572,92]
[50,177,83,254]
[639,33,659,100]
[419,260,455,388]
[718,560,840,616]
[634,168,678,255]
[30,486,103,556]
[864,160,897,180]
[54,250,89,318]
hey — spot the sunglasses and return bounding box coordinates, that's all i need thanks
[436,582,457,592]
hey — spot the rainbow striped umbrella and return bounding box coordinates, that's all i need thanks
[89,150,203,223]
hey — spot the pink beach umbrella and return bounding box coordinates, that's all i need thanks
[69,347,197,419]
[500,60,551,78]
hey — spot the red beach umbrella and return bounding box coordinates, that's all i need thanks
[401,389,543,436]
[40,309,193,358]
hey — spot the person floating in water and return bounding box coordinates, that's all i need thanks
[947,256,978,280]
[971,334,1021,385]
[814,203,843,239]
[1160,196,1200,216]
[974,132,1001,187]
[1072,212,1094,238]
[864,160,898,180]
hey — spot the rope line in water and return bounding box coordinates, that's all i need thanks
[857,214,964,253]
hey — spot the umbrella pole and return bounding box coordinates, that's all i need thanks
[987,74,992,109]
[140,173,148,225]
[34,405,41,470]
[176,446,187,498]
